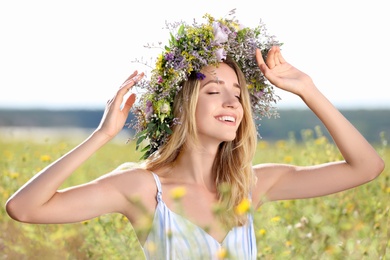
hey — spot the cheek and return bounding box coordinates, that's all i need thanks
[195,101,206,124]
[195,98,209,115]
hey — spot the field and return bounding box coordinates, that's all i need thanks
[1,127,389,259]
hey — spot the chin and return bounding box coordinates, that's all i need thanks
[220,134,237,143]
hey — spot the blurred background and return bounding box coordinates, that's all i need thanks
[1,0,389,143]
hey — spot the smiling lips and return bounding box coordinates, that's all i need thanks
[216,116,236,123]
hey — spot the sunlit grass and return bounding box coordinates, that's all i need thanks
[1,127,388,259]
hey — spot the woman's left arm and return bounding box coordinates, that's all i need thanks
[253,47,385,203]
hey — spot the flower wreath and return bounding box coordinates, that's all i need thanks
[131,10,281,159]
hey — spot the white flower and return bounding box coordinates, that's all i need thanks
[160,103,170,114]
[212,22,229,44]
[215,48,227,62]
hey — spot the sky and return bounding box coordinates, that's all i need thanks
[1,0,389,110]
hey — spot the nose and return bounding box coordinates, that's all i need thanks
[223,92,241,109]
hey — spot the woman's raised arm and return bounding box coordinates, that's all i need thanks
[5,71,144,223]
[252,47,384,204]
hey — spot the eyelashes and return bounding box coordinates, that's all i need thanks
[207,92,241,100]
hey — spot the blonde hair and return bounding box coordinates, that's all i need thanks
[144,57,258,226]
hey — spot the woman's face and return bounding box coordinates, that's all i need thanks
[195,63,243,147]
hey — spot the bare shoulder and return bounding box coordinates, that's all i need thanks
[96,163,157,195]
[93,163,159,219]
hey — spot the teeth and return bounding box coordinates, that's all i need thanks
[218,116,235,122]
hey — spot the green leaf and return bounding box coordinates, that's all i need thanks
[141,144,150,153]
[134,129,148,139]
[163,124,173,134]
[178,24,185,35]
[170,33,177,46]
[136,135,146,146]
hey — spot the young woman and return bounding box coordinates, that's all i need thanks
[6,14,384,259]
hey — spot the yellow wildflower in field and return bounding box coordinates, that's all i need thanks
[285,240,292,247]
[40,154,52,162]
[276,140,286,149]
[258,229,266,236]
[315,136,327,145]
[258,141,268,149]
[263,246,272,253]
[217,247,227,259]
[1,187,9,199]
[9,172,19,179]
[3,150,13,160]
[283,155,293,163]
[345,202,355,213]
[170,187,186,200]
[145,241,156,253]
[234,198,251,215]
[271,216,281,223]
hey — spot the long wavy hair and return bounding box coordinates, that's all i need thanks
[143,57,258,227]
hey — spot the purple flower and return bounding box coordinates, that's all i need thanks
[165,52,174,61]
[196,72,206,80]
[145,100,153,118]
[254,90,264,98]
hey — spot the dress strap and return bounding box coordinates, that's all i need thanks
[151,172,163,202]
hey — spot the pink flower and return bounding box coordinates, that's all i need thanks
[157,76,163,84]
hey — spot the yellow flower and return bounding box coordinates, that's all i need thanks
[271,216,281,223]
[386,187,390,193]
[40,155,51,162]
[217,248,227,259]
[9,172,19,179]
[285,240,292,247]
[276,140,286,149]
[283,155,293,163]
[315,136,327,145]
[145,241,156,253]
[258,229,266,236]
[170,187,186,200]
[258,141,268,149]
[235,198,251,215]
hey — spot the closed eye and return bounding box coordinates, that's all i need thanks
[208,92,220,95]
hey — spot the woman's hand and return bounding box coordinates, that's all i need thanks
[96,70,144,139]
[256,46,313,96]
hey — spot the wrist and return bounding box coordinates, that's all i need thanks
[90,129,114,145]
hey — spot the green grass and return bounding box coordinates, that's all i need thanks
[1,128,389,259]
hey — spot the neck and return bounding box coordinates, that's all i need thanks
[171,143,219,190]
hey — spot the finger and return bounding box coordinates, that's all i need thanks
[276,47,286,64]
[274,46,281,66]
[256,49,269,74]
[117,72,144,102]
[121,71,144,90]
[120,71,138,88]
[122,93,136,113]
[266,46,277,69]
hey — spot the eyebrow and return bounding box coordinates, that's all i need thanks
[202,79,241,90]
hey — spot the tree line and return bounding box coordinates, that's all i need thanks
[0,108,389,144]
